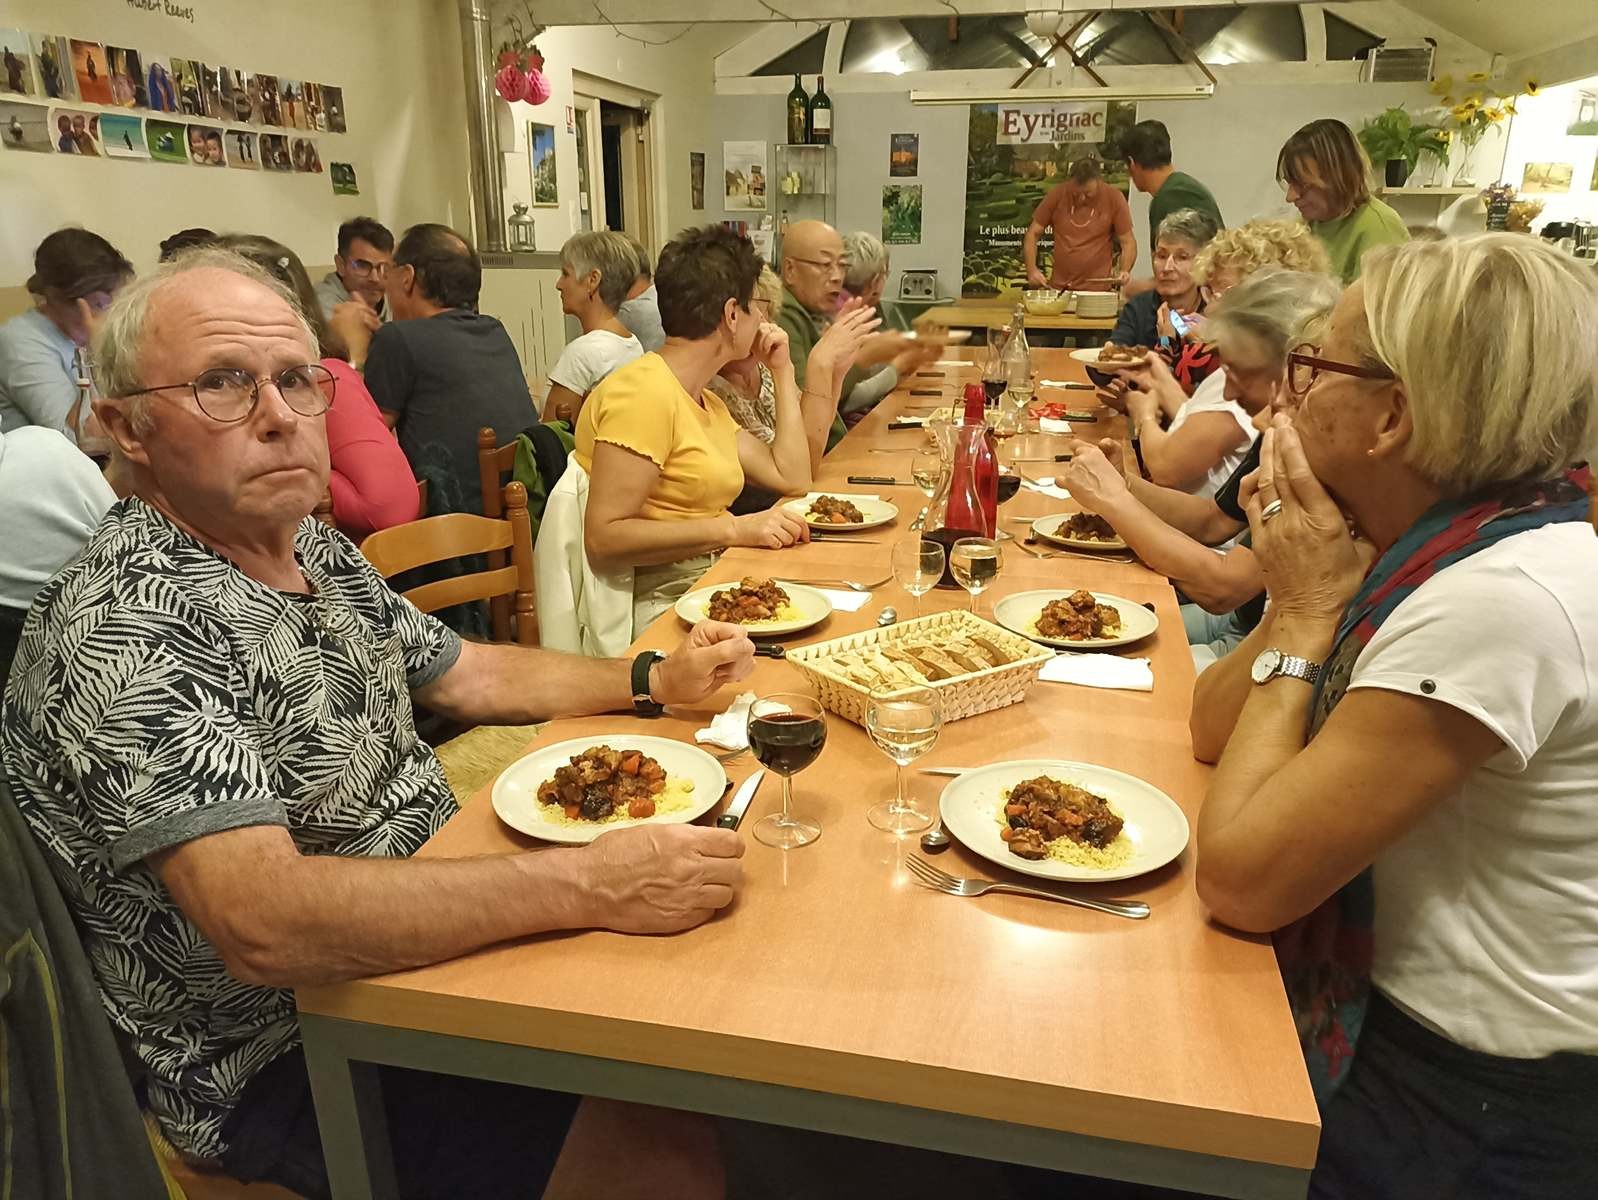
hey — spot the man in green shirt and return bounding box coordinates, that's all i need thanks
[1122,120,1223,297]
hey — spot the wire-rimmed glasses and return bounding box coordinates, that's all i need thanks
[118,364,335,423]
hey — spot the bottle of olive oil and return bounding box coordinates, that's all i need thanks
[786,73,809,145]
[808,75,832,144]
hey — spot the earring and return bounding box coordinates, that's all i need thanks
[1366,449,1375,458]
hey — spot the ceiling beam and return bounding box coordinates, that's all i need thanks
[1507,31,1598,88]
[528,0,1301,26]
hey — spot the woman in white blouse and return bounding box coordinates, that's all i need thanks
[540,231,645,423]
[1191,234,1598,1198]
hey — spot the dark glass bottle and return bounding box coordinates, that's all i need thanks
[808,75,832,144]
[786,73,808,146]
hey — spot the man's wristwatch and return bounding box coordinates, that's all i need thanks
[631,651,666,718]
[1250,648,1321,688]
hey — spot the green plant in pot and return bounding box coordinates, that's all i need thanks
[1358,106,1448,188]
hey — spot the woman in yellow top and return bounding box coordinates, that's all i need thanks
[576,225,825,631]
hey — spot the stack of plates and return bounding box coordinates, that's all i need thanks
[1074,290,1120,319]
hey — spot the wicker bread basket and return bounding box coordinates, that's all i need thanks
[786,610,1053,727]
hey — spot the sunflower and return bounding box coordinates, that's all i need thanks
[1487,106,1506,123]
[1467,71,1490,82]
[1430,73,1454,97]
[1503,100,1517,116]
[1523,79,1540,96]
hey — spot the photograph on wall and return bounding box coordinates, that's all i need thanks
[529,121,558,205]
[218,67,252,123]
[690,151,705,210]
[146,60,178,111]
[171,57,207,116]
[1569,89,1598,136]
[100,113,148,159]
[1,99,53,152]
[51,108,100,155]
[145,118,187,163]
[2,30,37,95]
[105,46,146,108]
[331,160,359,195]
[187,123,226,166]
[889,132,919,177]
[882,184,924,245]
[279,78,307,130]
[254,73,282,126]
[228,129,260,170]
[302,82,326,132]
[200,65,223,119]
[1521,161,1573,193]
[292,137,322,173]
[322,84,346,133]
[723,140,767,211]
[32,35,75,100]
[260,132,292,171]
[961,99,1137,296]
[70,40,111,105]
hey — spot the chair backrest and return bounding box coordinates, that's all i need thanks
[360,481,537,644]
[477,426,519,521]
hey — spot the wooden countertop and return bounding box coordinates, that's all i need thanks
[920,299,1119,332]
[298,349,1319,1172]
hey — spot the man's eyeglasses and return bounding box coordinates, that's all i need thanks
[1286,345,1395,399]
[345,257,389,277]
[789,256,846,276]
[120,364,335,423]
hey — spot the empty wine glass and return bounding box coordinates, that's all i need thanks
[746,693,827,849]
[866,686,942,834]
[891,537,945,617]
[910,448,941,531]
[950,536,1002,616]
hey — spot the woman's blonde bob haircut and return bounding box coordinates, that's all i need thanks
[1193,217,1329,285]
[1360,233,1598,495]
[1203,268,1341,371]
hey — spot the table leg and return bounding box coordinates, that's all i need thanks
[300,1014,400,1200]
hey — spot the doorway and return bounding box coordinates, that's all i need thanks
[572,74,657,249]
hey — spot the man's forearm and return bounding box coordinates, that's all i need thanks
[417,641,638,724]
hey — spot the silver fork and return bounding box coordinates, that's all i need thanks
[904,854,1150,919]
[1013,538,1134,566]
[777,574,892,593]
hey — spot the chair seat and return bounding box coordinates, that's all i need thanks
[144,1113,307,1200]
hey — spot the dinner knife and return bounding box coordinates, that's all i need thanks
[717,769,766,829]
[918,767,977,776]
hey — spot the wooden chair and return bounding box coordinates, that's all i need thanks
[477,426,520,632]
[360,481,537,645]
[145,1112,305,1199]
[313,480,429,529]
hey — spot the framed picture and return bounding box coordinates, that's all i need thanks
[529,121,558,206]
[690,150,705,210]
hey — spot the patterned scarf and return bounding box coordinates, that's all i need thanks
[1278,464,1593,1106]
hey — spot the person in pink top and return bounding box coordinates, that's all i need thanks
[218,235,418,538]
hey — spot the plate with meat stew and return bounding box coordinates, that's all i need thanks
[937,760,1189,883]
[675,577,833,637]
[783,493,899,531]
[492,736,728,844]
[993,588,1157,650]
[1032,511,1128,552]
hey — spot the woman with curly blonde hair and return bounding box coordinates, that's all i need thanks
[1194,217,1332,296]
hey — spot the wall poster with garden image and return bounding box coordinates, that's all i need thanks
[882,184,922,244]
[960,100,1137,297]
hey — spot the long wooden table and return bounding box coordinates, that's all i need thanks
[920,298,1118,336]
[296,349,1319,1199]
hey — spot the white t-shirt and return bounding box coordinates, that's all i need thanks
[1166,369,1253,500]
[546,329,643,399]
[0,425,116,611]
[1348,521,1598,1058]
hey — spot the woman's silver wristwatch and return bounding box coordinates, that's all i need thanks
[1250,648,1321,687]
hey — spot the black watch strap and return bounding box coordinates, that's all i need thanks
[631,651,665,718]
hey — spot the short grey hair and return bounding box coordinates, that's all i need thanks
[1155,207,1219,250]
[1361,233,1598,495]
[90,247,316,430]
[1203,268,1340,370]
[559,231,641,312]
[842,231,889,292]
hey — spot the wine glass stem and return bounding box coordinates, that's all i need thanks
[781,774,794,823]
[968,590,977,613]
[894,761,907,814]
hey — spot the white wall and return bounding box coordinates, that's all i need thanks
[1498,74,1598,229]
[700,76,1502,293]
[0,0,470,283]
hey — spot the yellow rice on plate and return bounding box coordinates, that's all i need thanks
[537,776,697,828]
[994,786,1134,869]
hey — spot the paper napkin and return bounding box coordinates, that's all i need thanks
[815,589,872,613]
[1039,653,1154,692]
[1021,476,1072,500]
[695,691,756,751]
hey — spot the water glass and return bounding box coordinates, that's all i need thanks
[865,687,942,835]
[950,537,1002,615]
[910,448,941,530]
[746,692,827,849]
[891,537,945,617]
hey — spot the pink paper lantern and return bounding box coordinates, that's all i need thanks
[495,64,529,103]
[524,67,551,105]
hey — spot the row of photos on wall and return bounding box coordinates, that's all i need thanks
[0,29,357,192]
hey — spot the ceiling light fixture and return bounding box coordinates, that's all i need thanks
[911,83,1214,105]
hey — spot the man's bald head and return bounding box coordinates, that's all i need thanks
[780,219,845,314]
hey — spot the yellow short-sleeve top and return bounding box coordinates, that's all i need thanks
[573,352,745,521]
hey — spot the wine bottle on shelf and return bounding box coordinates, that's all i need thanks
[786,73,809,146]
[808,75,832,144]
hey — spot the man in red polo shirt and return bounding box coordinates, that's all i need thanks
[1023,155,1137,291]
